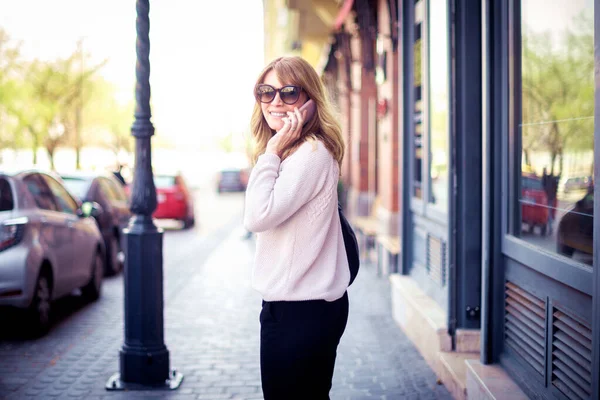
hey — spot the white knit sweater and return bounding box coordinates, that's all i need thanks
[243,139,350,302]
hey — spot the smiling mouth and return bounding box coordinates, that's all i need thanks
[270,112,286,117]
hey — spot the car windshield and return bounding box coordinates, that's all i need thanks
[154,175,176,189]
[522,177,543,191]
[61,177,91,199]
[0,178,14,211]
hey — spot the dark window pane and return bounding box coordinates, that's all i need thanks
[0,178,14,211]
[23,175,57,211]
[413,0,424,199]
[43,176,78,215]
[99,178,118,201]
[108,179,128,202]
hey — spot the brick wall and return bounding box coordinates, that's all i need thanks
[374,0,400,233]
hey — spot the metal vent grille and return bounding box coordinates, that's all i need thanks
[426,234,446,286]
[551,309,592,400]
[504,282,546,376]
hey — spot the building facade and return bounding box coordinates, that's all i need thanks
[263,1,600,398]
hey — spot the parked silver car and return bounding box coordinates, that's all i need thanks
[0,170,105,335]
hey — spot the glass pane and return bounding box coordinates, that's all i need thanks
[154,175,176,189]
[23,175,57,212]
[108,179,128,202]
[428,0,449,212]
[99,179,118,201]
[520,0,594,268]
[0,179,14,211]
[43,176,78,215]
[413,0,424,199]
[61,176,91,200]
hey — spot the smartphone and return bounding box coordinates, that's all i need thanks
[299,99,316,126]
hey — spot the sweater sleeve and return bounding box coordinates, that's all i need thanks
[244,141,330,233]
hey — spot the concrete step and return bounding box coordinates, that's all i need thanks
[465,359,529,400]
[438,352,480,400]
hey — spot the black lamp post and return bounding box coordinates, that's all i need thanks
[106,0,183,390]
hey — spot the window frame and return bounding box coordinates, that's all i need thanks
[410,0,451,225]
[504,0,594,295]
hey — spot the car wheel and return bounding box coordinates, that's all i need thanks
[82,252,103,302]
[29,271,52,336]
[106,234,123,275]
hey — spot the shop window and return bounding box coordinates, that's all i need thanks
[412,0,449,215]
[428,0,449,212]
[518,0,594,269]
[413,0,424,199]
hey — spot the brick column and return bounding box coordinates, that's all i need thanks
[348,36,377,218]
[375,0,400,235]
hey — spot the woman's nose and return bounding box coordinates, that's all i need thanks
[271,92,283,105]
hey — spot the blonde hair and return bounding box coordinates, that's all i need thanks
[250,56,344,168]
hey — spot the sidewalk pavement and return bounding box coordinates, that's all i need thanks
[1,226,452,400]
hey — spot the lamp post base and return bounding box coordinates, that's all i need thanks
[105,369,183,391]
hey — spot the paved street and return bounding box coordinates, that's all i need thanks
[0,187,452,400]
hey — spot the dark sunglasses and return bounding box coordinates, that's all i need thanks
[255,84,303,105]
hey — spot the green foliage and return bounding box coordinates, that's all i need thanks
[0,30,134,168]
[83,76,134,157]
[217,132,235,153]
[521,11,594,174]
[0,28,26,149]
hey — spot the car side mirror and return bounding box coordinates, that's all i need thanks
[79,201,103,218]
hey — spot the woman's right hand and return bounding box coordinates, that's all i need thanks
[266,108,305,157]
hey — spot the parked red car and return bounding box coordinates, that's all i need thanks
[153,173,195,229]
[521,173,550,235]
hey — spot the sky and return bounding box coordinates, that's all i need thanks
[0,0,265,149]
[523,0,593,36]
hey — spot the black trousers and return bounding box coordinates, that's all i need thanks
[260,292,349,400]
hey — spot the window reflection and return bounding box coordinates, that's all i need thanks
[519,0,594,267]
[413,0,424,199]
[428,0,449,211]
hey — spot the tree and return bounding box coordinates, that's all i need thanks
[6,46,106,169]
[1,30,134,169]
[0,29,26,152]
[8,60,58,166]
[61,40,108,169]
[52,42,107,169]
[217,132,235,153]
[82,76,134,164]
[521,12,594,176]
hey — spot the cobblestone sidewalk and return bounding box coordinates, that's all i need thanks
[1,227,452,400]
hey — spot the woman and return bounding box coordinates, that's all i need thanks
[244,56,350,399]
